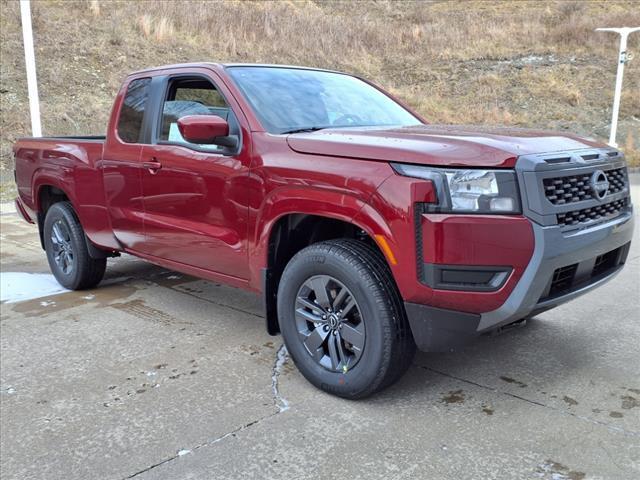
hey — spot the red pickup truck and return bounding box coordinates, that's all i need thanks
[14,63,634,398]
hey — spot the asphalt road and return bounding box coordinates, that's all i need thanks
[1,178,639,480]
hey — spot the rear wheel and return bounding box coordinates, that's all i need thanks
[43,202,106,290]
[277,239,415,399]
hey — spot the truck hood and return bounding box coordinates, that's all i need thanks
[286,125,605,168]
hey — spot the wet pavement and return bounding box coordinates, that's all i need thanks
[1,179,639,480]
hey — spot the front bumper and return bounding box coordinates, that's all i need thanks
[478,210,633,331]
[405,148,634,352]
[406,211,633,351]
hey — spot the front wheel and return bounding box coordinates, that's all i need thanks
[277,239,415,399]
[43,202,106,290]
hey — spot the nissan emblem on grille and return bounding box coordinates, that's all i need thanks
[590,170,610,201]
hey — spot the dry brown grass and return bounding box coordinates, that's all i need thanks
[116,1,638,69]
[88,0,100,17]
[137,14,153,38]
[137,13,175,42]
[0,0,638,189]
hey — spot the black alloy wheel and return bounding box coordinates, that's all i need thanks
[295,275,365,373]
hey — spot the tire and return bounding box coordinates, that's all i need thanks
[43,202,106,290]
[277,239,416,399]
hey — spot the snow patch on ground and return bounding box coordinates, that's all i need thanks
[0,272,69,304]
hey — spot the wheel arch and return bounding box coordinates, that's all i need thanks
[261,209,397,335]
[252,187,397,280]
[34,181,74,250]
[35,182,112,259]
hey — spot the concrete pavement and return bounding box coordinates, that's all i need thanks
[1,179,639,480]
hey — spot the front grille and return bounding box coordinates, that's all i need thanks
[543,167,627,205]
[557,198,628,227]
[539,243,630,303]
[606,168,627,194]
[592,249,619,277]
[519,148,631,230]
[548,264,578,297]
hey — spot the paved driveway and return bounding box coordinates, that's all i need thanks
[1,178,639,480]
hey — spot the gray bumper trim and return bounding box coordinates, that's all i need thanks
[534,264,624,309]
[478,211,634,331]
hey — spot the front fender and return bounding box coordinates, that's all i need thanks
[355,173,439,305]
[249,184,398,290]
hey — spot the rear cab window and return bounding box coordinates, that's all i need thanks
[117,78,151,143]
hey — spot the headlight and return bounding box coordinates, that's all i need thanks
[391,164,521,214]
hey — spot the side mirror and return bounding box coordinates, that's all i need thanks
[178,115,229,144]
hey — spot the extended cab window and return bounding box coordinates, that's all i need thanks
[117,78,151,143]
[159,78,230,152]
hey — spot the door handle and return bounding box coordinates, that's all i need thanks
[143,159,162,174]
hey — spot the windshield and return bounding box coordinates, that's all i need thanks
[226,66,421,134]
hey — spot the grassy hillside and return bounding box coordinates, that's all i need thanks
[1,0,639,198]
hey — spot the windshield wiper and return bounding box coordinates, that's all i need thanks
[281,126,328,134]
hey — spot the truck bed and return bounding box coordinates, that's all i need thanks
[13,135,118,251]
[34,135,106,141]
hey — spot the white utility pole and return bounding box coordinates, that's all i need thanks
[19,0,42,137]
[596,27,639,148]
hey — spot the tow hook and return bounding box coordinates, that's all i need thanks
[487,318,528,337]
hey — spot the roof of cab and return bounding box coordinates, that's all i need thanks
[128,62,345,77]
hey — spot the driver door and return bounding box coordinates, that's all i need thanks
[139,73,251,280]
